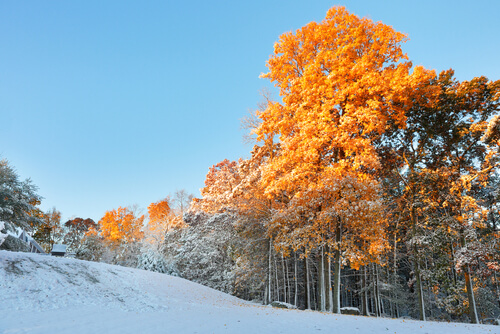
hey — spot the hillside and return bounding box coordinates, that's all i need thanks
[0,250,495,334]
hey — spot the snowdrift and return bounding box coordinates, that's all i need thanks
[0,251,494,333]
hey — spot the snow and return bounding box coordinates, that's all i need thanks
[341,306,361,311]
[270,301,298,309]
[0,221,6,246]
[51,244,66,253]
[1,250,496,334]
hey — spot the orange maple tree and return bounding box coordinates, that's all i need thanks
[254,6,434,313]
[146,198,183,246]
[99,206,144,247]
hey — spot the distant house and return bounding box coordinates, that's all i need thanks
[51,244,67,257]
[0,226,46,254]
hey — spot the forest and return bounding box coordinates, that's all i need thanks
[1,6,499,325]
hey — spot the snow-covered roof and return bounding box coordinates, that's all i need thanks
[51,244,67,253]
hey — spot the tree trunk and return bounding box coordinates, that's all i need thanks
[263,285,268,306]
[333,225,342,314]
[393,229,400,318]
[324,245,333,312]
[461,234,479,324]
[376,265,383,316]
[274,251,279,301]
[318,248,326,311]
[294,253,298,307]
[464,265,479,323]
[361,266,369,316]
[304,255,311,310]
[268,237,273,304]
[414,260,426,321]
[311,262,317,310]
[386,265,394,317]
[372,263,380,317]
[411,205,426,321]
[287,260,291,304]
[281,253,288,303]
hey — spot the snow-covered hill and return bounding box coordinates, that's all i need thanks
[0,251,495,333]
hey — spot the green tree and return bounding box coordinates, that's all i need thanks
[63,217,97,252]
[0,159,42,233]
[383,70,500,322]
[32,207,63,253]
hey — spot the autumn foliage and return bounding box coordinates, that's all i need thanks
[257,6,434,189]
[99,206,144,247]
[196,159,242,213]
[146,198,183,245]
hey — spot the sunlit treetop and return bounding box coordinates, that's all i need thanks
[256,6,435,196]
[99,206,144,246]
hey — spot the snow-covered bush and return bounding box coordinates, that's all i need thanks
[163,211,238,293]
[341,307,361,315]
[475,286,500,321]
[270,301,297,309]
[76,230,103,262]
[137,249,179,276]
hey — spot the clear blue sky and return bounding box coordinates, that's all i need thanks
[1,1,499,222]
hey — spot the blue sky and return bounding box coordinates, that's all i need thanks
[1,1,499,222]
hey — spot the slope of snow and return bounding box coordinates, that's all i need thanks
[0,250,496,334]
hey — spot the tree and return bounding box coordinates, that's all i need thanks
[255,6,433,313]
[194,159,242,213]
[382,69,500,322]
[100,206,144,246]
[0,159,42,233]
[76,226,103,262]
[32,207,63,253]
[99,206,145,265]
[146,198,183,248]
[172,189,194,215]
[418,74,500,324]
[194,145,286,304]
[63,217,97,252]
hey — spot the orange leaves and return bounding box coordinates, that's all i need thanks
[148,199,171,225]
[99,206,144,247]
[256,6,430,200]
[145,198,183,245]
[197,159,242,213]
[254,6,424,264]
[269,170,388,262]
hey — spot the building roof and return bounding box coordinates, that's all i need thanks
[51,244,67,253]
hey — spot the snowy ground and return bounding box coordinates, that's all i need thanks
[0,251,496,334]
